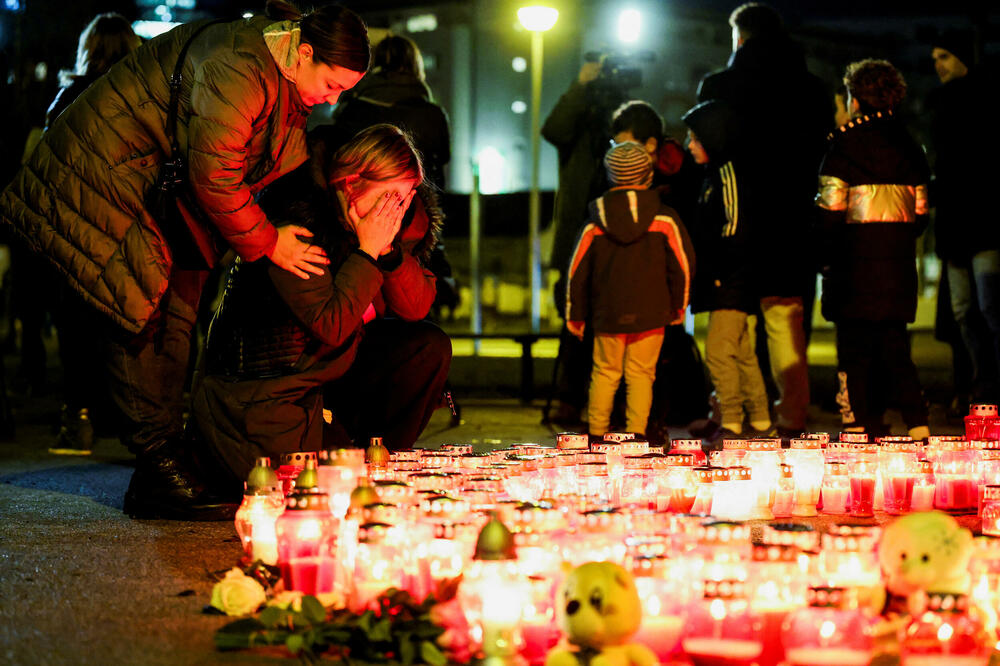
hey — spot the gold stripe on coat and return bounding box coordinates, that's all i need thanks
[816,175,848,211]
[846,184,923,223]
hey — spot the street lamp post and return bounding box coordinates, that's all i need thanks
[517,5,557,334]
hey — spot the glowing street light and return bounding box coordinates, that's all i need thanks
[517,5,558,332]
[618,9,641,44]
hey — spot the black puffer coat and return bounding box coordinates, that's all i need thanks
[327,70,450,189]
[928,70,998,263]
[815,111,930,322]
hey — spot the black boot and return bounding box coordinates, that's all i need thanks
[123,446,238,521]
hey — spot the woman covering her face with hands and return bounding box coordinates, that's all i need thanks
[192,124,452,491]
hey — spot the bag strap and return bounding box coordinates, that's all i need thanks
[164,19,228,159]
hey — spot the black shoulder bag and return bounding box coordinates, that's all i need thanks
[145,19,226,270]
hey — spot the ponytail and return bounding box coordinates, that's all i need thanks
[264,0,302,22]
[263,0,370,73]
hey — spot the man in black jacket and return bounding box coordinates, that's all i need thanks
[697,3,829,435]
[928,33,1000,403]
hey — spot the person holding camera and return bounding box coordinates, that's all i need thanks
[543,56,629,427]
[0,1,371,520]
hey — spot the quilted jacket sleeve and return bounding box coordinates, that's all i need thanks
[269,251,384,349]
[187,52,279,261]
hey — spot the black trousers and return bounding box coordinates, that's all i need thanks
[835,319,928,432]
[323,319,452,451]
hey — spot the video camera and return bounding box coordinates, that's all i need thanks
[584,51,643,91]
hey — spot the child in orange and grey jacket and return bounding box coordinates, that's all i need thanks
[566,141,694,437]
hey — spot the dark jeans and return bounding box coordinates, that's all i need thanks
[323,318,452,451]
[835,319,928,432]
[948,251,1000,401]
[103,269,208,456]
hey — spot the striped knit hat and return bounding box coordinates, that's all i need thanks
[604,141,653,188]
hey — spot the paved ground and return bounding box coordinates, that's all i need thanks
[0,337,975,665]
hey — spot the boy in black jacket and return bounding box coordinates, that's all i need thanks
[683,100,773,438]
[566,142,694,437]
[816,59,930,439]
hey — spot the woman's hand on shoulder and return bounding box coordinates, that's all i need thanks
[350,190,415,259]
[268,225,330,279]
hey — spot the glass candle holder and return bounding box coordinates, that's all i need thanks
[933,441,978,515]
[682,579,763,666]
[977,446,1000,517]
[275,487,338,596]
[848,460,877,517]
[745,439,781,520]
[690,467,715,516]
[969,536,1000,642]
[276,450,318,496]
[772,464,796,519]
[879,441,920,515]
[712,438,749,468]
[351,521,405,611]
[628,555,687,662]
[714,467,755,521]
[900,592,993,666]
[819,525,882,611]
[782,586,876,666]
[820,462,850,515]
[234,457,284,565]
[911,459,937,512]
[317,447,366,518]
[787,439,824,517]
[663,459,698,514]
[556,432,589,450]
[670,438,707,465]
[966,404,1000,442]
[749,543,807,666]
[520,573,559,666]
[981,485,1000,537]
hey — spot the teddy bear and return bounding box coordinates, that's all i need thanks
[878,510,974,615]
[545,562,659,666]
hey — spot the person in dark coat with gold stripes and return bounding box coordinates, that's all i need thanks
[816,59,931,439]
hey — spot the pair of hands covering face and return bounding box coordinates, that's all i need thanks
[269,188,414,279]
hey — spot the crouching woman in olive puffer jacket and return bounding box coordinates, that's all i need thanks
[0,0,370,520]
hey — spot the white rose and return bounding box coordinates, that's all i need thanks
[210,568,267,616]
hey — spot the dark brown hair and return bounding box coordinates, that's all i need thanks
[611,101,663,144]
[729,3,783,40]
[373,35,424,81]
[71,13,140,81]
[265,0,371,73]
[844,59,907,112]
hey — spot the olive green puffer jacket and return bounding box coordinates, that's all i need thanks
[0,16,310,334]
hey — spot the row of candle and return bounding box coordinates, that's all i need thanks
[232,432,1000,665]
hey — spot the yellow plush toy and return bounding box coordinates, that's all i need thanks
[878,511,974,614]
[545,562,659,666]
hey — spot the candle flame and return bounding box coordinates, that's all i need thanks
[297,518,322,541]
[709,598,727,621]
[937,622,954,642]
[819,620,836,640]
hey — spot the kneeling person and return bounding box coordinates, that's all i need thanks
[192,125,451,490]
